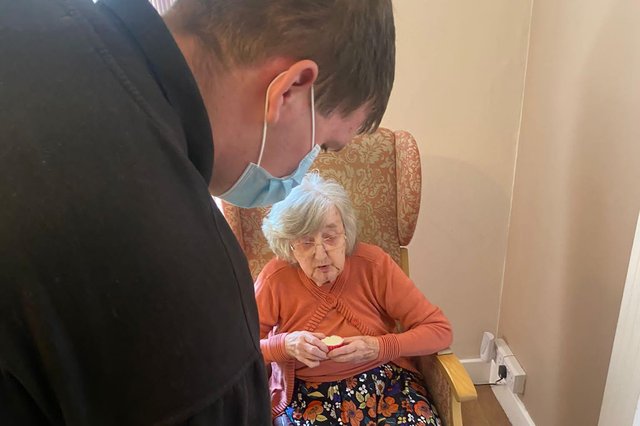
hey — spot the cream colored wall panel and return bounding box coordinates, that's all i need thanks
[499,1,640,424]
[383,0,532,357]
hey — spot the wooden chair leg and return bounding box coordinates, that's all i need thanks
[451,398,463,426]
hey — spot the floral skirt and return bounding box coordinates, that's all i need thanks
[284,363,441,426]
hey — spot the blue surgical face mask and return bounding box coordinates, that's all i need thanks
[219,73,319,208]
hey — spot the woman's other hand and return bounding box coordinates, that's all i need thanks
[328,336,380,363]
[284,331,329,368]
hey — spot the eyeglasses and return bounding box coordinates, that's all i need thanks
[291,232,346,256]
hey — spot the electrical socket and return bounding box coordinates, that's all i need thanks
[494,338,526,394]
[494,338,512,366]
[503,354,526,394]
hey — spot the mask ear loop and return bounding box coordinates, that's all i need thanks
[310,85,316,150]
[257,74,316,166]
[256,73,282,167]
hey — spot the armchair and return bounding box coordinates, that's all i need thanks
[221,128,477,425]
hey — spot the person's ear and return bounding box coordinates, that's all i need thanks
[265,60,318,124]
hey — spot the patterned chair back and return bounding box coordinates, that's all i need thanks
[220,128,422,279]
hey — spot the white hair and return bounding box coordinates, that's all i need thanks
[262,173,357,263]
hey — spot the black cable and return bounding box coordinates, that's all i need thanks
[475,364,507,386]
[475,377,504,386]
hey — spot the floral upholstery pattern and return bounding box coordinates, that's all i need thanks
[221,203,273,280]
[221,127,422,280]
[419,355,453,426]
[394,130,422,246]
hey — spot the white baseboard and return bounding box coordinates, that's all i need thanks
[491,385,536,426]
[460,357,492,383]
[459,358,536,425]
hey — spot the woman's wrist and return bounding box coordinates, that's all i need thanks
[365,335,381,358]
[283,332,296,359]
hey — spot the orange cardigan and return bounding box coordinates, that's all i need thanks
[255,243,453,417]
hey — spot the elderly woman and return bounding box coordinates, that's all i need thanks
[256,174,452,426]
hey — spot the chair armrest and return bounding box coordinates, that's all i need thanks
[434,352,477,402]
[416,350,477,426]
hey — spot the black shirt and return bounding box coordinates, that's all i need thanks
[0,0,265,424]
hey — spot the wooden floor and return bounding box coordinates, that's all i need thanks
[461,386,512,426]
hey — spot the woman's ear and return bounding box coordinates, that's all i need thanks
[265,59,318,124]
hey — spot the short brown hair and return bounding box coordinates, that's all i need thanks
[164,0,395,133]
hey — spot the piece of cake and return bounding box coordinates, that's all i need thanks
[322,335,345,351]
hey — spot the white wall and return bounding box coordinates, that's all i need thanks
[599,214,640,425]
[382,0,532,357]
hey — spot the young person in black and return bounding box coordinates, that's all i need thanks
[0,0,395,424]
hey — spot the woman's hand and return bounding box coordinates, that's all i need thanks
[284,331,329,368]
[327,336,380,363]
